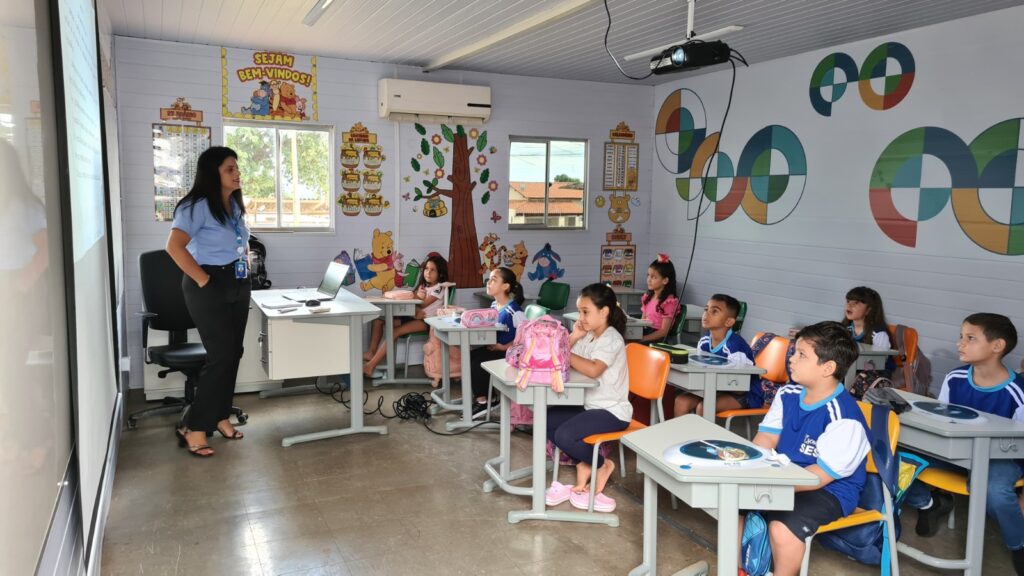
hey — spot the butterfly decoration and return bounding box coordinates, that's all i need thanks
[490,210,502,223]
[402,192,411,201]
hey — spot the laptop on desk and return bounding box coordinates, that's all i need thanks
[282,261,349,302]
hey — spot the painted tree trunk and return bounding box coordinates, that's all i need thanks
[447,133,482,288]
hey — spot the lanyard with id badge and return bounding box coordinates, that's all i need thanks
[232,213,249,279]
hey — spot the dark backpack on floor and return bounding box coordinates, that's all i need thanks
[249,234,272,290]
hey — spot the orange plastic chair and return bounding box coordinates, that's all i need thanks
[886,323,919,392]
[915,466,1024,530]
[800,401,900,575]
[716,332,790,436]
[551,343,671,513]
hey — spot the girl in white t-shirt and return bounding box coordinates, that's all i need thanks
[545,283,632,513]
[363,255,447,377]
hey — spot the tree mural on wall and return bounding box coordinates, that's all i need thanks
[408,123,494,288]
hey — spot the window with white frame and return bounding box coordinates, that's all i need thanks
[508,137,587,230]
[224,122,332,230]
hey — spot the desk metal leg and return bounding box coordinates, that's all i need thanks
[896,439,988,573]
[281,318,388,446]
[702,375,717,423]
[429,337,460,414]
[717,484,739,575]
[629,474,660,576]
[446,340,497,432]
[483,387,530,494]
[374,308,431,388]
[507,389,618,526]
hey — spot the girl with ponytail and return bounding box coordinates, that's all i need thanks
[469,267,526,410]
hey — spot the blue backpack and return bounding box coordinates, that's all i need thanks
[742,511,772,576]
[816,404,928,574]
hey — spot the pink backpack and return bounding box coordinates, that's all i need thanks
[505,315,570,392]
[422,328,461,386]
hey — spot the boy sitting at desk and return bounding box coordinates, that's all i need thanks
[673,293,756,417]
[903,313,1024,574]
[748,321,870,576]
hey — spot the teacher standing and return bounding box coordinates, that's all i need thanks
[166,146,251,457]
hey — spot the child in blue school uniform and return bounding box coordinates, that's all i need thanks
[673,293,757,417]
[747,321,870,576]
[904,313,1024,574]
[469,267,525,412]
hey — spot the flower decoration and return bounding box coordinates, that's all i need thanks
[476,155,487,166]
[435,168,445,179]
[488,181,498,192]
[431,134,442,145]
[469,128,479,139]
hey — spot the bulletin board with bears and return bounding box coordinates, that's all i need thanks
[599,121,638,287]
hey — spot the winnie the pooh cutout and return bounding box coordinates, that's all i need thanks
[503,241,529,281]
[359,228,398,293]
[607,192,632,224]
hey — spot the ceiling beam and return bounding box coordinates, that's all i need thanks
[422,0,601,72]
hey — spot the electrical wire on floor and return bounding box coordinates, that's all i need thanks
[313,379,501,436]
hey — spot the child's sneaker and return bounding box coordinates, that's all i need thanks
[915,491,954,537]
[569,489,616,512]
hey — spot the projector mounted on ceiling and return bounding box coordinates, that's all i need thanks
[622,0,743,67]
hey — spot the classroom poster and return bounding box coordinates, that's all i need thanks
[221,47,317,122]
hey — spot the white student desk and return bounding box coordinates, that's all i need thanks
[251,288,387,446]
[561,311,651,341]
[665,345,766,422]
[478,360,615,526]
[610,286,646,314]
[846,343,900,386]
[424,316,504,432]
[362,297,431,387]
[622,415,819,576]
[893,390,1024,575]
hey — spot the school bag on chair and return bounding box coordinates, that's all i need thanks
[505,315,570,393]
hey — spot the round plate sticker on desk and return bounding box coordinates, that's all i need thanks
[689,354,732,367]
[913,401,988,424]
[663,440,770,469]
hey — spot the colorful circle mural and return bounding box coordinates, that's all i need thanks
[656,88,707,174]
[869,119,1024,255]
[809,42,914,116]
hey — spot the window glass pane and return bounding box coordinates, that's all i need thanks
[224,124,277,228]
[547,140,586,228]
[508,140,547,226]
[278,128,330,228]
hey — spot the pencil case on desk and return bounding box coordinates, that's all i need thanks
[383,288,415,299]
[649,343,689,364]
[460,308,498,328]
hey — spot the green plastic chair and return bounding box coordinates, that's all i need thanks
[397,287,456,378]
[734,301,748,332]
[524,303,549,320]
[537,280,570,312]
[667,304,687,344]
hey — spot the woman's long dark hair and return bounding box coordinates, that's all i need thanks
[580,283,626,337]
[174,146,245,225]
[416,254,449,290]
[643,256,678,315]
[842,286,889,345]
[494,267,525,306]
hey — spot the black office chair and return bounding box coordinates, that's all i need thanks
[127,250,247,430]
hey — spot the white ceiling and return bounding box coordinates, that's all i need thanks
[100,0,1023,84]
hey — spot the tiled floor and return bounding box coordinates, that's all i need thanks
[104,377,1014,575]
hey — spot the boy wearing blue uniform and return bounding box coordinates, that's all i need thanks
[905,313,1024,574]
[674,293,757,417]
[749,321,870,576]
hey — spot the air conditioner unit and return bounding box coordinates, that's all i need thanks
[378,78,491,124]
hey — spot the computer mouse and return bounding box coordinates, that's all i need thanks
[305,299,322,307]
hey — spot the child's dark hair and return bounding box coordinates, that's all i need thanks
[643,255,678,315]
[963,313,1018,358]
[795,321,859,381]
[842,286,889,345]
[493,267,525,306]
[710,293,741,319]
[416,254,448,289]
[579,283,627,337]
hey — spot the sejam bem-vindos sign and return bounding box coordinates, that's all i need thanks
[221,47,317,122]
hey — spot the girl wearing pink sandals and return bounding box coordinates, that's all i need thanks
[545,283,631,512]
